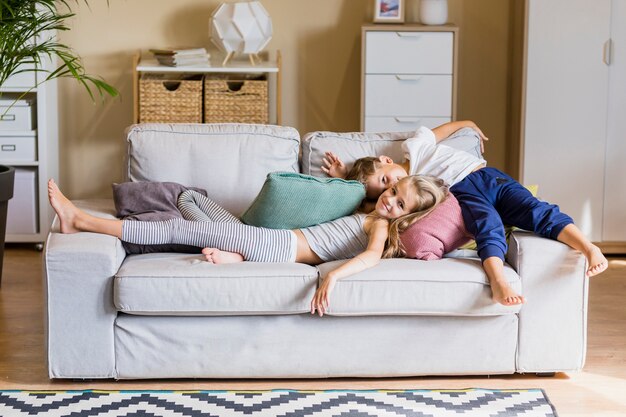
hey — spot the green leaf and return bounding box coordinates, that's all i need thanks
[0,0,117,103]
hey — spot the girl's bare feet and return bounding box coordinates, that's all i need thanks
[202,247,244,264]
[585,244,608,277]
[491,279,526,306]
[47,179,81,234]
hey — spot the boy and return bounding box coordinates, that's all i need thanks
[322,121,488,200]
[323,121,607,306]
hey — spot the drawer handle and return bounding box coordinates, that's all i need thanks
[395,75,422,81]
[603,39,612,65]
[0,114,16,121]
[396,32,421,38]
[1,144,16,151]
[394,117,422,124]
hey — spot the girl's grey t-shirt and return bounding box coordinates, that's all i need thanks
[299,213,368,262]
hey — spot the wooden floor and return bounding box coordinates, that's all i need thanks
[1,244,625,416]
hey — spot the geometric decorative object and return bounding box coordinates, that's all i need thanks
[0,389,559,416]
[210,1,273,66]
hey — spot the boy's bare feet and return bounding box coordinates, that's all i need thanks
[47,179,81,234]
[585,244,608,277]
[202,247,244,264]
[491,279,526,306]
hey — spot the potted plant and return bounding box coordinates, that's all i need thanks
[0,165,13,284]
[0,0,118,99]
[0,0,118,280]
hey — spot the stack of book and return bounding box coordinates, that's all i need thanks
[149,47,210,67]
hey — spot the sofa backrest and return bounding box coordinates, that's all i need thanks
[301,127,482,177]
[125,123,300,216]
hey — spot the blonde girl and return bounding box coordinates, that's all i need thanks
[47,175,448,316]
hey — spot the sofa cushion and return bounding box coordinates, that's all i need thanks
[400,194,472,260]
[125,123,300,217]
[241,172,366,229]
[317,258,522,316]
[114,253,318,315]
[302,130,408,178]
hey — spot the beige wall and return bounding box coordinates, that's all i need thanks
[58,0,521,198]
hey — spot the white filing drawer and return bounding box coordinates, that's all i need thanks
[361,25,458,133]
[6,167,38,234]
[364,74,452,116]
[365,31,453,74]
[0,99,35,131]
[365,116,451,133]
[0,133,37,161]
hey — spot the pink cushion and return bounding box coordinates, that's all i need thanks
[400,194,472,260]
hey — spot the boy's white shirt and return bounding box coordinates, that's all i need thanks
[402,126,486,186]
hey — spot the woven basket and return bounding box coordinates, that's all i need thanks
[139,74,203,123]
[204,76,268,124]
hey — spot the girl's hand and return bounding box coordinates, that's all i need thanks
[310,274,337,317]
[321,151,347,178]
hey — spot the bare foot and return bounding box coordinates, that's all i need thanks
[491,280,526,306]
[202,247,244,264]
[47,179,81,234]
[585,245,608,277]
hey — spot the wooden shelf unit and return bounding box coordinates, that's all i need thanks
[133,51,282,125]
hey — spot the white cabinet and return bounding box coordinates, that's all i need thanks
[1,62,58,245]
[521,0,625,248]
[361,24,458,133]
[602,0,626,243]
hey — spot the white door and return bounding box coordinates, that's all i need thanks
[602,0,626,241]
[523,0,611,241]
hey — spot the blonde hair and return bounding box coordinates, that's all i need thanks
[380,175,449,259]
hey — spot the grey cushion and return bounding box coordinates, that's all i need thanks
[114,253,319,315]
[302,130,410,177]
[317,258,522,317]
[302,127,482,177]
[126,123,300,217]
[112,181,207,218]
[112,181,208,254]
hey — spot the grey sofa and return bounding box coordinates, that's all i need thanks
[44,123,588,379]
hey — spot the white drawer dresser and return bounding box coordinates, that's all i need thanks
[361,24,458,132]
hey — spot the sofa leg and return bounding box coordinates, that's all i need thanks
[535,372,556,377]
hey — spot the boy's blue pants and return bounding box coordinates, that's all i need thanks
[450,167,573,262]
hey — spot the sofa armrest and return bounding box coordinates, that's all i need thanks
[44,199,126,379]
[506,230,588,373]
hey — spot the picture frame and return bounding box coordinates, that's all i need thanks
[373,0,405,23]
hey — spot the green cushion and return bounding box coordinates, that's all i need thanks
[241,172,366,229]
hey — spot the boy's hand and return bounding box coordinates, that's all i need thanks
[471,123,489,154]
[310,274,337,317]
[434,120,489,154]
[321,151,347,178]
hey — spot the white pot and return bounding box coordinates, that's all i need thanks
[419,0,448,25]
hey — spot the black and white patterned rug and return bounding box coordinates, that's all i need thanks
[0,388,558,417]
